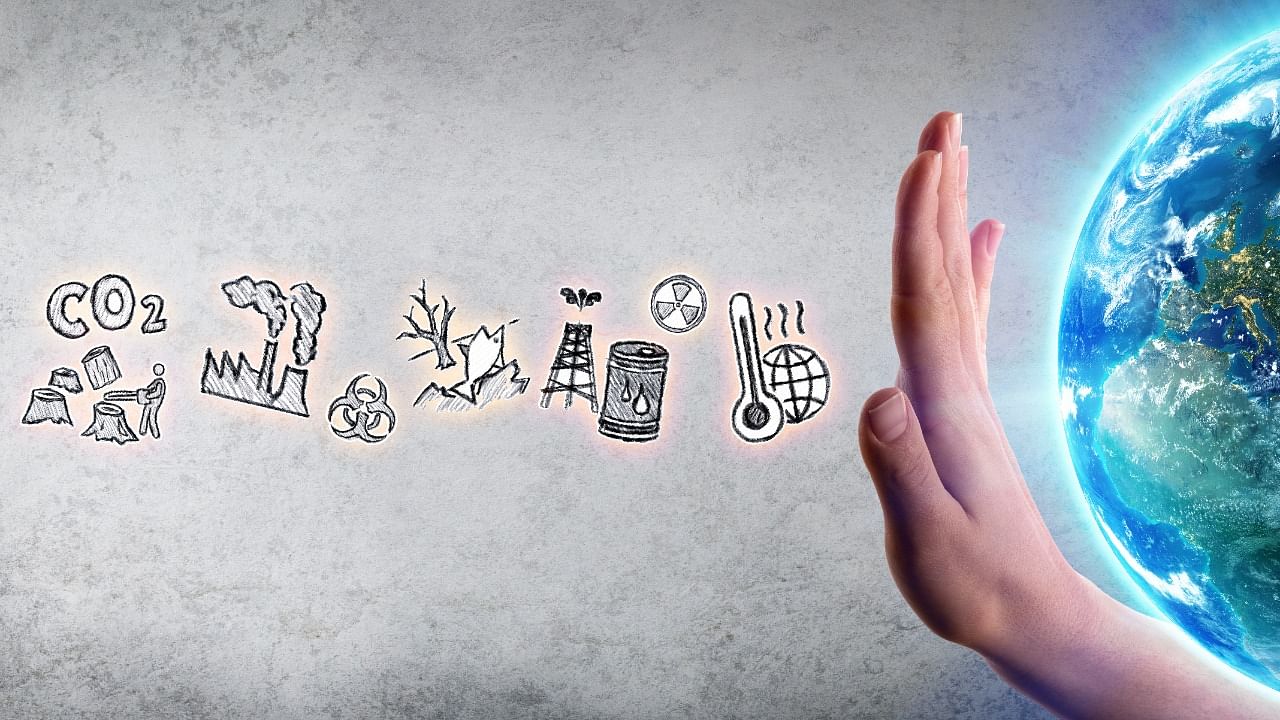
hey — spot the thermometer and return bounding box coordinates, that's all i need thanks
[729,293,784,443]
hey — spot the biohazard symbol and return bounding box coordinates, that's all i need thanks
[328,374,396,443]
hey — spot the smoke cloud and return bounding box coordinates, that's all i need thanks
[221,276,288,339]
[290,282,327,367]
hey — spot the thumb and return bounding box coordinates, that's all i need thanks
[859,387,961,525]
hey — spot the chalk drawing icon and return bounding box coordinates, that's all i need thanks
[761,299,829,425]
[398,279,529,413]
[541,286,602,412]
[46,275,169,339]
[761,344,830,425]
[398,280,458,371]
[200,276,327,417]
[729,293,785,443]
[598,340,669,443]
[104,363,167,439]
[82,402,138,444]
[541,322,599,412]
[82,345,122,390]
[49,368,83,394]
[414,322,530,412]
[22,388,73,426]
[729,294,831,442]
[651,274,707,334]
[329,374,397,443]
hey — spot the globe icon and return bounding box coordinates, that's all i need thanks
[761,343,829,424]
[1060,30,1280,689]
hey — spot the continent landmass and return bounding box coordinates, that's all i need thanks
[1099,202,1280,673]
[1198,203,1280,364]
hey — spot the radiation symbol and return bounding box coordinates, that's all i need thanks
[650,274,707,334]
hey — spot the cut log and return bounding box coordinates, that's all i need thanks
[22,388,72,425]
[82,346,122,390]
[49,367,83,394]
[81,401,137,444]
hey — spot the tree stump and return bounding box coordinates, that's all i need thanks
[82,346,121,390]
[81,402,137,444]
[22,388,72,425]
[49,367,83,394]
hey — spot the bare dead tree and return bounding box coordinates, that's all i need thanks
[397,279,457,370]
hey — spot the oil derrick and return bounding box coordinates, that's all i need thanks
[540,322,599,412]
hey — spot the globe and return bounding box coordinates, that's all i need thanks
[762,343,830,424]
[1060,30,1280,689]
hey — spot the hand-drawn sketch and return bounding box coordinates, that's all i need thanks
[762,300,808,342]
[290,283,325,366]
[22,388,72,426]
[729,294,831,442]
[762,343,829,425]
[598,340,669,443]
[46,281,90,339]
[328,374,397,443]
[398,280,457,371]
[138,294,168,334]
[561,287,602,311]
[650,274,707,334]
[414,322,529,412]
[46,276,169,338]
[104,364,167,439]
[729,293,785,443]
[49,367,83,394]
[82,345,122,390]
[540,322,599,412]
[90,274,135,331]
[81,401,138,444]
[201,276,326,417]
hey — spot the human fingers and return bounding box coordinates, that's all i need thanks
[859,387,964,528]
[896,117,1011,510]
[892,150,972,393]
[918,113,981,371]
[916,111,954,154]
[969,219,1004,380]
[958,220,1045,520]
[891,149,950,357]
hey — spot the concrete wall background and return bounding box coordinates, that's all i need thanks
[0,1,1248,717]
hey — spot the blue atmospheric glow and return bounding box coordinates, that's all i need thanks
[1057,26,1280,689]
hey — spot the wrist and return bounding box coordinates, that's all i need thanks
[971,567,1110,669]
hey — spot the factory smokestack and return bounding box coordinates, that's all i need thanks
[258,340,278,392]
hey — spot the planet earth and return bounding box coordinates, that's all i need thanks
[1060,30,1280,688]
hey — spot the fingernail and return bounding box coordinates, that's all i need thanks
[868,392,908,442]
[973,221,992,255]
[951,113,963,147]
[988,221,1005,255]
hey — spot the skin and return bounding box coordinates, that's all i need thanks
[858,111,1280,719]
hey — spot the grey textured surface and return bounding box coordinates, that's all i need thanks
[0,0,1246,717]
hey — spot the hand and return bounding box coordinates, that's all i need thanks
[862,110,1088,656]
[858,111,1280,719]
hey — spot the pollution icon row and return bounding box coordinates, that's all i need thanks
[22,273,830,447]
